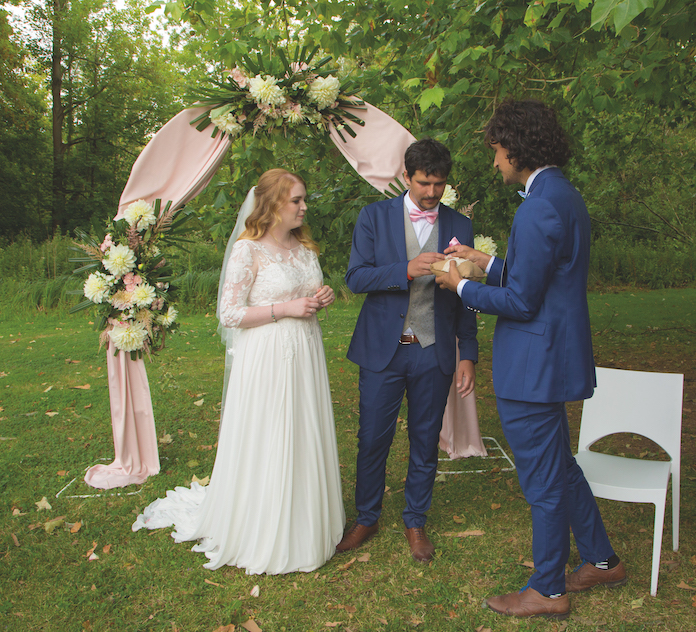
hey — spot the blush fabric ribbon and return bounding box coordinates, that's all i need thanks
[409,208,439,224]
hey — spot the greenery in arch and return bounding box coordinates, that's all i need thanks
[151,0,695,277]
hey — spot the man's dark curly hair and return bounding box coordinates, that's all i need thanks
[484,99,571,172]
[404,137,452,178]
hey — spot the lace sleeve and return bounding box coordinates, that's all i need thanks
[218,240,257,329]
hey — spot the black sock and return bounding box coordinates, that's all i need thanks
[594,554,620,570]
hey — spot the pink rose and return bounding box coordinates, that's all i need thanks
[100,234,113,253]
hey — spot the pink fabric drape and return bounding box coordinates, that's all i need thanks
[86,107,232,489]
[329,102,486,459]
[84,344,160,488]
[116,106,232,218]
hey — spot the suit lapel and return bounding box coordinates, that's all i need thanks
[390,194,408,261]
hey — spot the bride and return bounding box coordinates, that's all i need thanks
[133,168,345,574]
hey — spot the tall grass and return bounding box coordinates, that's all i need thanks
[2,234,694,315]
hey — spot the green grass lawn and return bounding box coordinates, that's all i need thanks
[1,288,695,631]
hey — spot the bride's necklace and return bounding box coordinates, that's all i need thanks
[269,231,298,250]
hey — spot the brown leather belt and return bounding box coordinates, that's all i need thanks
[399,333,419,345]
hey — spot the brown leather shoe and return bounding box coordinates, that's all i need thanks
[404,526,435,562]
[486,586,570,620]
[565,560,628,593]
[336,521,378,552]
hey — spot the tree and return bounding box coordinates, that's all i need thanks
[16,0,190,235]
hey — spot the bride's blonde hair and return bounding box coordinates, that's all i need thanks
[238,168,319,254]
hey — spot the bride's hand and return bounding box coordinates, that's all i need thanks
[278,297,323,319]
[314,285,335,308]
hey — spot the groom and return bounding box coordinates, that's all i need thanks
[339,138,478,562]
[437,100,626,618]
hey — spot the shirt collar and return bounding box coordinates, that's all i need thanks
[405,190,440,217]
[524,165,555,196]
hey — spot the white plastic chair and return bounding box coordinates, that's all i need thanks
[575,367,683,596]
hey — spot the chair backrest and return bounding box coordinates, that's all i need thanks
[579,367,684,461]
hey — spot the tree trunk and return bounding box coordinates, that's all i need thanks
[51,0,65,235]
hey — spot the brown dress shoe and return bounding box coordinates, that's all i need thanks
[486,586,570,620]
[404,527,435,562]
[336,521,378,552]
[565,560,628,593]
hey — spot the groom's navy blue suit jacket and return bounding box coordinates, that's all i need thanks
[345,193,478,374]
[460,167,595,403]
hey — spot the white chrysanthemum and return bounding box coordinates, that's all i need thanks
[211,111,243,137]
[123,199,156,229]
[131,283,156,307]
[108,321,148,352]
[474,234,498,257]
[83,272,110,304]
[440,185,458,209]
[308,76,340,110]
[103,244,136,277]
[248,75,286,106]
[157,305,178,328]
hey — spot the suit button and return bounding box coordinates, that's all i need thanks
[400,314,404,318]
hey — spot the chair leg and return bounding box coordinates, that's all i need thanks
[650,498,667,597]
[672,471,680,552]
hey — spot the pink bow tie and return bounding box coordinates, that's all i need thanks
[409,208,439,224]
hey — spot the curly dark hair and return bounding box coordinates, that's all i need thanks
[404,137,452,178]
[484,99,571,172]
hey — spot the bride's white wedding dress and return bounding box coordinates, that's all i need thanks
[132,239,345,574]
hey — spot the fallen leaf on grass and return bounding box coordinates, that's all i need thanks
[44,517,65,533]
[213,626,236,632]
[452,515,465,523]
[43,385,53,393]
[85,541,98,557]
[250,585,260,597]
[73,384,91,390]
[677,581,695,591]
[191,475,210,486]
[84,404,92,409]
[194,399,204,407]
[325,624,341,628]
[57,470,68,476]
[70,522,82,533]
[357,553,370,562]
[35,497,52,511]
[442,530,484,537]
[189,431,198,438]
[12,508,26,516]
[88,553,99,561]
[204,579,222,587]
[187,460,199,468]
[12,534,19,547]
[158,434,173,445]
[102,544,111,554]
[45,411,59,417]
[241,620,262,632]
[521,560,535,569]
[377,619,388,625]
[630,597,644,609]
[338,557,356,571]
[491,503,501,510]
[475,627,492,632]
[344,605,357,613]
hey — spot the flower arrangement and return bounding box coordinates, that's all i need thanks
[474,234,498,257]
[70,199,189,359]
[187,47,365,142]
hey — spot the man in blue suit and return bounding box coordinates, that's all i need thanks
[437,100,626,618]
[337,138,479,562]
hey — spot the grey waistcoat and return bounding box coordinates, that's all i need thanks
[402,204,438,348]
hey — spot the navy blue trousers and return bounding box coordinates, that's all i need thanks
[497,397,615,595]
[355,342,452,529]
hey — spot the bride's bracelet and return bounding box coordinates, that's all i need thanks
[271,304,277,323]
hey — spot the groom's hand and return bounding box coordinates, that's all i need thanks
[456,359,476,398]
[407,252,445,279]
